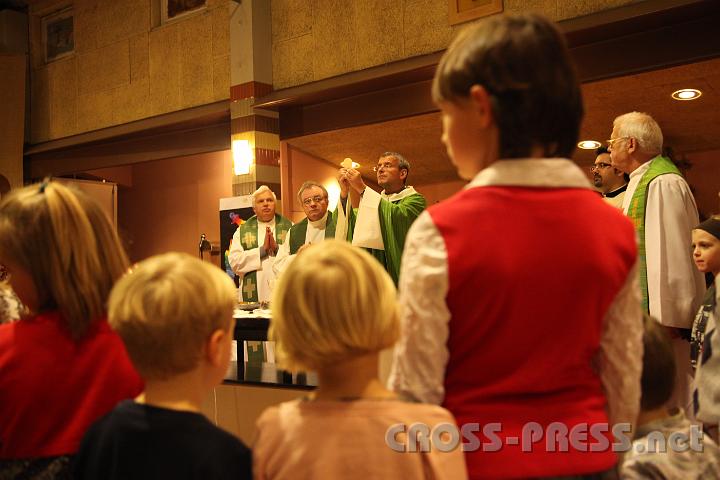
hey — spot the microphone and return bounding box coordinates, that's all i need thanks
[199,233,211,259]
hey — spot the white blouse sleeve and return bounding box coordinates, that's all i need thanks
[388,211,451,405]
[596,260,643,430]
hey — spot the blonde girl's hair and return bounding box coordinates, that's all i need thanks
[270,240,399,371]
[108,252,236,380]
[0,180,130,340]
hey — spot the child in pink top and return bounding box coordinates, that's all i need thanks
[254,240,467,479]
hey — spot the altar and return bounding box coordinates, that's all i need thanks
[225,311,317,390]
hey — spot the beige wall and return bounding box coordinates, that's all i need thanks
[0,53,26,190]
[85,165,134,188]
[29,0,231,143]
[271,0,639,89]
[117,149,233,264]
[284,145,345,223]
[202,384,306,445]
[686,150,720,218]
[416,179,467,206]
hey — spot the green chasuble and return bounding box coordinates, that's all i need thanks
[626,156,682,313]
[289,211,337,254]
[340,188,426,285]
[237,213,292,302]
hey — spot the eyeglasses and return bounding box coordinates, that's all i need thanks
[302,195,327,206]
[373,162,396,172]
[591,162,612,172]
[606,136,629,149]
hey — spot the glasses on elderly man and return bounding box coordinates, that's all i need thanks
[302,195,327,206]
[606,136,629,149]
[591,162,612,172]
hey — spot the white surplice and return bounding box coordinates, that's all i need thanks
[228,218,278,303]
[273,211,330,277]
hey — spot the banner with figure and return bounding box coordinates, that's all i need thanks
[219,196,254,283]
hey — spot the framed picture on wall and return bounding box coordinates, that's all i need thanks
[42,8,74,63]
[448,0,503,26]
[161,0,207,23]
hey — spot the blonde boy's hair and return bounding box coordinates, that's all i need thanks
[270,240,399,371]
[0,180,129,340]
[108,252,236,380]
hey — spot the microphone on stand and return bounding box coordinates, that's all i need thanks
[199,233,211,259]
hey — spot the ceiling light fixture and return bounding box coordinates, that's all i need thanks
[577,140,601,150]
[671,88,702,101]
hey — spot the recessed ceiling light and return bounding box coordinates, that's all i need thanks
[672,88,702,101]
[577,140,601,150]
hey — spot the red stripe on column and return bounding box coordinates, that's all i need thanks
[230,81,273,101]
[255,148,279,166]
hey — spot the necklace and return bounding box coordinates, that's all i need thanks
[301,393,416,403]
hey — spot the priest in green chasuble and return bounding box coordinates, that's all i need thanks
[229,186,292,303]
[335,152,426,285]
[274,181,337,277]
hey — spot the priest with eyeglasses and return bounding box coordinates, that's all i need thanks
[335,152,426,285]
[273,181,337,277]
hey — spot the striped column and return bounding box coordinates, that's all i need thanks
[229,1,281,205]
[230,82,280,198]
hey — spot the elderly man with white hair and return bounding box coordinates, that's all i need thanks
[229,185,292,303]
[608,111,705,410]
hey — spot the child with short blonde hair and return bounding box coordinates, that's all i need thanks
[253,240,467,479]
[74,252,252,479]
[0,180,142,476]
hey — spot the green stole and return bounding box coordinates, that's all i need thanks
[343,192,427,286]
[626,156,682,313]
[237,214,292,302]
[289,211,337,254]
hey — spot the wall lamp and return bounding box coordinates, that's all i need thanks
[233,139,253,175]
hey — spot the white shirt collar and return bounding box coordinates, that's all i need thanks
[628,159,653,179]
[467,158,593,189]
[381,186,419,202]
[258,217,275,228]
[309,211,329,229]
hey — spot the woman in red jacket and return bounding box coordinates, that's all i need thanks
[0,180,142,478]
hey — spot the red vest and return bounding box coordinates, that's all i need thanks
[429,186,637,479]
[0,311,143,458]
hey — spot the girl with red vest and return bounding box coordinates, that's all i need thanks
[0,181,142,477]
[389,13,642,479]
